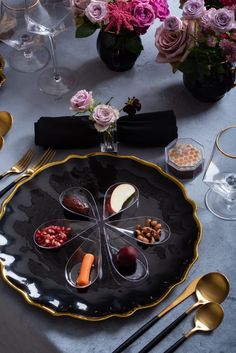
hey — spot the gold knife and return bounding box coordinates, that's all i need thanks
[112,276,201,353]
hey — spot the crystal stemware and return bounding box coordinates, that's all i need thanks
[203,126,236,220]
[0,0,50,73]
[24,0,77,96]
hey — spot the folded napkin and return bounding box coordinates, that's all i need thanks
[34,111,178,149]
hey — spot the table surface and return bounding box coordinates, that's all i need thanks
[0,1,236,352]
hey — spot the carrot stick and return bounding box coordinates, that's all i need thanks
[76,253,94,287]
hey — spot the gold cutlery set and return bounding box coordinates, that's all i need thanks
[0,147,55,198]
[0,111,56,198]
[113,272,229,353]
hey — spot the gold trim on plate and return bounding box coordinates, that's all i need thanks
[0,152,202,321]
[0,55,5,70]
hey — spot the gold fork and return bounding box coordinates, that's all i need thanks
[0,148,56,198]
[0,148,34,180]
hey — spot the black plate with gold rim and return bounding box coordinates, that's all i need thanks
[0,153,201,320]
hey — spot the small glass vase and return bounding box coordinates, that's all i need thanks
[96,30,143,72]
[100,123,118,153]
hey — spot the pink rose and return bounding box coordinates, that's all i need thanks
[70,89,94,112]
[132,1,156,28]
[200,8,216,30]
[85,0,107,23]
[155,19,196,64]
[182,0,205,19]
[163,16,183,31]
[210,8,236,33]
[70,0,90,15]
[91,104,119,132]
[150,0,169,21]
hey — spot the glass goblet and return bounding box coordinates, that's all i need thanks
[0,0,50,73]
[203,126,236,220]
[25,0,77,96]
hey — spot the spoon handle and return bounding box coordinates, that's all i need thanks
[138,312,188,353]
[163,336,187,353]
[112,316,160,353]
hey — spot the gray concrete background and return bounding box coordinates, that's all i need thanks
[0,1,235,352]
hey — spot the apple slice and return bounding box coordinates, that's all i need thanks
[109,183,136,214]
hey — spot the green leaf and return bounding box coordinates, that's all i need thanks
[178,59,196,75]
[217,65,225,74]
[76,16,84,27]
[76,22,99,38]
[125,35,143,55]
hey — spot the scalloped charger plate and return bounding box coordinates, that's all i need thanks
[0,153,202,321]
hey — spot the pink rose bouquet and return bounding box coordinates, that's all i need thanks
[70,89,141,132]
[155,0,236,77]
[70,0,169,40]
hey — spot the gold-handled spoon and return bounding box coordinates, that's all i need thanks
[188,271,229,310]
[138,272,229,353]
[0,112,13,137]
[0,136,4,150]
[163,302,224,353]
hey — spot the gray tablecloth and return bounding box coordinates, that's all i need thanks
[0,1,236,352]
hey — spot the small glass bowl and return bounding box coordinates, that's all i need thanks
[165,138,204,180]
[65,228,101,289]
[104,226,149,283]
[103,182,139,220]
[33,219,97,250]
[106,216,170,246]
[59,187,99,220]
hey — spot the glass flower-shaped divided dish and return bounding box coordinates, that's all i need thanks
[34,183,170,289]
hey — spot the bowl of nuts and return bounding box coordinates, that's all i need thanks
[107,216,170,246]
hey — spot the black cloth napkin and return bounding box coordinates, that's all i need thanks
[34,111,178,149]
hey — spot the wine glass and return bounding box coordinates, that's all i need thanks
[203,126,236,220]
[24,0,77,96]
[0,0,50,73]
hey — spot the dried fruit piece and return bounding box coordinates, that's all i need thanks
[62,194,90,215]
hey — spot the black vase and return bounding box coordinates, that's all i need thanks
[96,30,142,72]
[183,64,235,102]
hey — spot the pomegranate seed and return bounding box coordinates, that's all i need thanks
[35,225,71,248]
